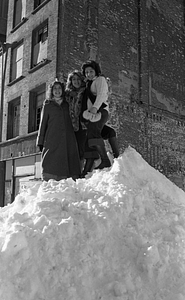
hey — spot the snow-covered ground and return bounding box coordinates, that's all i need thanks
[1,147,185,300]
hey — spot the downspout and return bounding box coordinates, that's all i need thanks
[137,0,142,104]
[10,157,15,203]
[56,0,64,81]
[56,0,60,78]
[0,42,8,143]
[0,42,5,142]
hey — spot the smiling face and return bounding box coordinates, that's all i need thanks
[84,67,96,81]
[52,83,63,99]
[72,74,82,89]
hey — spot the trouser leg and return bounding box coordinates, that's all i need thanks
[88,138,111,170]
[81,140,100,177]
[108,136,119,158]
[75,130,87,160]
[101,125,119,158]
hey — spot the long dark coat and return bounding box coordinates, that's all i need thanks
[36,99,81,179]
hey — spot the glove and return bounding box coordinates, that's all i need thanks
[38,145,43,152]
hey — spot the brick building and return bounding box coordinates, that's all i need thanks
[0,0,185,206]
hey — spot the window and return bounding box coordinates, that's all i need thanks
[0,0,8,18]
[7,98,20,140]
[28,84,46,133]
[31,21,48,68]
[4,181,12,206]
[13,0,26,28]
[10,42,23,82]
[34,0,45,9]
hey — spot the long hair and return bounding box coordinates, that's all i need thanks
[46,80,65,100]
[81,60,101,77]
[65,70,85,92]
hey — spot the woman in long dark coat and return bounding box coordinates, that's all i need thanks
[36,80,81,181]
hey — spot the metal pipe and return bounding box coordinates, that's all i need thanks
[137,0,142,104]
[0,41,4,142]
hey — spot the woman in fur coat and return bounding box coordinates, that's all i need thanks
[65,70,87,167]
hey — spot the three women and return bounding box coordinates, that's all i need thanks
[37,60,119,181]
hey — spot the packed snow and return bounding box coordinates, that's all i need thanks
[1,147,185,300]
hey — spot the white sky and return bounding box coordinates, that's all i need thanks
[1,147,185,300]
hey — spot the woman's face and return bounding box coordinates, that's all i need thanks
[84,67,96,80]
[53,83,63,98]
[72,74,82,89]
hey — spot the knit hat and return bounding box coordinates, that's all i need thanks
[81,60,101,76]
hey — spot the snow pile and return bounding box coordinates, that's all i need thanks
[1,147,185,300]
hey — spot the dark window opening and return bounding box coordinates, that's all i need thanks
[13,0,26,28]
[28,84,46,133]
[7,98,20,140]
[34,0,45,9]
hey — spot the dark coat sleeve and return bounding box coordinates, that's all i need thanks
[36,103,49,147]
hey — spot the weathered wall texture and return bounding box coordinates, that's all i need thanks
[57,0,185,187]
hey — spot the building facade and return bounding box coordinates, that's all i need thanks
[0,0,185,206]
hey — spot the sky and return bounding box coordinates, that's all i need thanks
[0,146,185,300]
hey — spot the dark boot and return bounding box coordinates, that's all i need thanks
[81,147,100,177]
[89,138,111,170]
[108,136,119,158]
[81,158,95,177]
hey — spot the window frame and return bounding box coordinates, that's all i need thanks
[13,0,26,29]
[31,20,48,68]
[10,41,24,83]
[34,0,45,9]
[28,84,46,133]
[32,0,51,14]
[0,0,8,18]
[7,97,21,140]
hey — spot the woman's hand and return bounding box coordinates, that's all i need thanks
[89,106,98,114]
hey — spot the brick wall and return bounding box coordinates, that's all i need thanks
[56,0,87,77]
[140,0,185,187]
